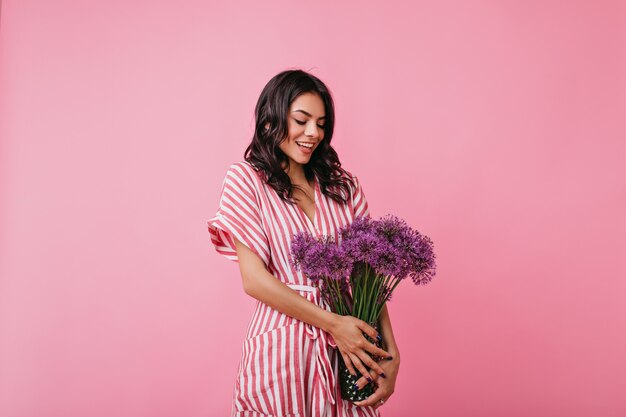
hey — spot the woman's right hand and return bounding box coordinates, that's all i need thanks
[328,314,392,379]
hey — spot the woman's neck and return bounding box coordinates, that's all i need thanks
[282,161,307,185]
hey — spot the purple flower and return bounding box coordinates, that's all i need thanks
[339,214,437,284]
[290,232,352,281]
[341,232,379,264]
[407,234,437,286]
[324,242,354,281]
[291,233,316,269]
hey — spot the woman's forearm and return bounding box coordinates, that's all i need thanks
[378,303,400,361]
[244,263,340,333]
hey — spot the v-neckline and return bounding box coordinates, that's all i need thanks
[295,175,318,231]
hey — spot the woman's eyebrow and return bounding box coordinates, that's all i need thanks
[292,109,326,119]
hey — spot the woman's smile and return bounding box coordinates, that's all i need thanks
[295,140,316,154]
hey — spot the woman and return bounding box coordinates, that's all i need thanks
[207,69,401,417]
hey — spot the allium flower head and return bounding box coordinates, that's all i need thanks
[291,233,317,270]
[290,232,351,282]
[339,215,373,242]
[338,214,437,284]
[324,242,354,281]
[407,234,437,285]
[374,214,406,244]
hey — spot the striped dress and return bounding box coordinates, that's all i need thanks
[207,160,380,417]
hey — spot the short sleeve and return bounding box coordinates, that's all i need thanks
[207,162,271,267]
[350,174,370,219]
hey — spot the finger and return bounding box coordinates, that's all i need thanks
[353,385,387,408]
[354,368,377,390]
[373,398,387,410]
[356,320,380,342]
[348,352,371,380]
[353,325,391,359]
[340,351,357,376]
[362,340,391,360]
[355,349,386,376]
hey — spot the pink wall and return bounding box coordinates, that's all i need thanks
[1,1,625,416]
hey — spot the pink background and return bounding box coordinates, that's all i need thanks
[1,1,625,416]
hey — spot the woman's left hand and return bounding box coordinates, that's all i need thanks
[352,355,400,410]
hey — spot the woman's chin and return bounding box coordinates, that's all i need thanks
[290,155,311,165]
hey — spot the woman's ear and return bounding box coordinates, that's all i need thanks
[264,122,270,131]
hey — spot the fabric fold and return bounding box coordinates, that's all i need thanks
[287,283,337,406]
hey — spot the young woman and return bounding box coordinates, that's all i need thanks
[207,69,401,417]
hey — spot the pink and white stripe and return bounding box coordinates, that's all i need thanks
[208,160,379,417]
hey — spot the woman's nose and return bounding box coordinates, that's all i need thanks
[304,122,319,138]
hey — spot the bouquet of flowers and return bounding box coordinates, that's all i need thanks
[290,214,437,401]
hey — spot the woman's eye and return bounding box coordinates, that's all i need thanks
[295,119,324,129]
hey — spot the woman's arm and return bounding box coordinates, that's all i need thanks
[234,237,391,378]
[352,302,401,408]
[378,303,401,361]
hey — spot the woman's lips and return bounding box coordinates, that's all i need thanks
[296,141,315,154]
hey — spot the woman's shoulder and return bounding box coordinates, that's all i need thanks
[224,159,255,174]
[227,159,252,171]
[224,160,265,187]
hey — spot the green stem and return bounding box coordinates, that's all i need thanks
[366,271,381,323]
[333,278,348,316]
[356,263,370,320]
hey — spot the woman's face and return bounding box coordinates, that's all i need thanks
[273,92,326,171]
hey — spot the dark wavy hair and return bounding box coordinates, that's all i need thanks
[244,69,355,205]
